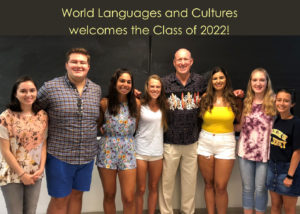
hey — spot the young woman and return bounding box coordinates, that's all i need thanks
[0,76,48,214]
[266,89,300,214]
[96,68,140,214]
[198,66,241,214]
[135,75,168,214]
[236,68,276,214]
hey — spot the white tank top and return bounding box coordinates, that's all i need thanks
[135,105,163,156]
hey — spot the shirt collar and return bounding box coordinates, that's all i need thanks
[64,74,89,90]
[170,71,195,86]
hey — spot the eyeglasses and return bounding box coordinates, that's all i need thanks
[77,98,83,116]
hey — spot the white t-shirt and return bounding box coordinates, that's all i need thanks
[135,105,163,156]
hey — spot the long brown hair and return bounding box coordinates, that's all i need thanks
[243,68,276,117]
[199,66,240,118]
[108,68,138,117]
[142,75,168,131]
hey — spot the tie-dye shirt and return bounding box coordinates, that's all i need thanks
[237,104,274,162]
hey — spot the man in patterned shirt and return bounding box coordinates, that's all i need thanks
[38,48,101,214]
[158,48,207,214]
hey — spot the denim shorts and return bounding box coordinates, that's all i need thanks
[197,130,236,159]
[266,160,300,197]
[46,153,94,198]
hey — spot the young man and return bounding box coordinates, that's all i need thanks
[38,48,101,214]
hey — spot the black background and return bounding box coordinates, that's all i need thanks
[0,0,300,114]
[0,36,299,115]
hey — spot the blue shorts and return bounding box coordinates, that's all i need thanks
[45,153,94,198]
[266,160,300,197]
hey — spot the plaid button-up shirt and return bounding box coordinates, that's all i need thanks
[38,75,101,164]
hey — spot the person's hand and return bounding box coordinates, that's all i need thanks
[134,89,142,98]
[283,177,293,187]
[100,127,105,135]
[20,173,35,185]
[233,89,244,98]
[32,168,44,181]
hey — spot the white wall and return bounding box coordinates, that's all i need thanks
[1,160,299,213]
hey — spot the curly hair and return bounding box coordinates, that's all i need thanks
[243,68,276,117]
[199,66,240,118]
[7,76,41,114]
[141,74,168,131]
[108,68,138,117]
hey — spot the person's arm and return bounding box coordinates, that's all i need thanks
[135,98,141,130]
[134,89,142,98]
[37,83,49,110]
[32,139,47,181]
[98,98,108,135]
[235,98,244,124]
[0,138,35,185]
[283,149,300,187]
[234,113,244,132]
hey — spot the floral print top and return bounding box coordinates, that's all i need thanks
[237,104,274,162]
[96,102,136,169]
[0,109,48,186]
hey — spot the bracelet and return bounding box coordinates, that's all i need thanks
[19,172,26,178]
[286,174,294,180]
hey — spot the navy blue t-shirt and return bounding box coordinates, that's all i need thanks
[270,116,300,162]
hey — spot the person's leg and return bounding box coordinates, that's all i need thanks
[1,183,23,214]
[269,191,282,214]
[198,155,215,214]
[148,159,163,214]
[180,142,198,214]
[23,179,42,214]
[238,157,255,214]
[47,196,71,214]
[46,153,74,214]
[254,162,268,214]
[68,159,94,214]
[282,195,298,214]
[158,144,181,214]
[214,159,234,214]
[98,167,118,214]
[67,189,83,214]
[136,159,148,214]
[119,168,137,214]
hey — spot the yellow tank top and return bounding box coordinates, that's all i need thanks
[202,106,235,133]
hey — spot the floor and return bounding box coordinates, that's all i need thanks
[85,206,300,213]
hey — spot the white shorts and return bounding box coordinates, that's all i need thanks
[136,154,163,161]
[197,130,236,159]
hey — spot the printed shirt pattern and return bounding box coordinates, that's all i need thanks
[97,103,136,169]
[238,104,274,162]
[0,109,48,186]
[37,75,101,164]
[162,72,207,145]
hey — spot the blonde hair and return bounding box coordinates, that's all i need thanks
[243,68,276,117]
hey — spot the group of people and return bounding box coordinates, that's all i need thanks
[0,47,299,214]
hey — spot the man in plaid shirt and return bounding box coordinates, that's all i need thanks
[38,48,101,214]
